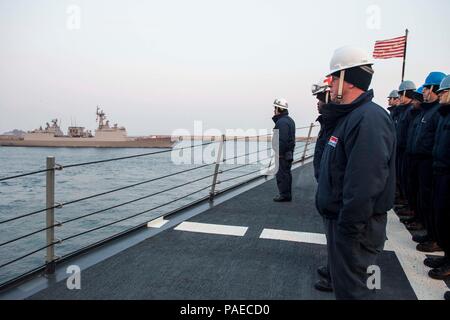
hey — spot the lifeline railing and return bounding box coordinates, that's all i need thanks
[0,123,318,290]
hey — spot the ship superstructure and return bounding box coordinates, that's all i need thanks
[0,107,175,148]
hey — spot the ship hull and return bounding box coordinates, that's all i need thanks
[0,137,176,148]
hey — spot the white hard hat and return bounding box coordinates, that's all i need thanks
[387,90,400,99]
[399,80,417,92]
[437,75,450,93]
[438,75,450,104]
[312,76,332,95]
[273,98,288,109]
[327,46,374,76]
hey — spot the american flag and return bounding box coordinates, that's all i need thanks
[373,35,407,59]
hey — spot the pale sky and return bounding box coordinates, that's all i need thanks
[1,0,449,136]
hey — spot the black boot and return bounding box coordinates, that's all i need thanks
[428,262,450,280]
[394,204,407,210]
[406,221,424,231]
[445,291,450,300]
[412,234,430,244]
[397,209,415,217]
[400,216,415,224]
[395,198,408,206]
[273,195,292,202]
[317,265,330,280]
[314,279,333,292]
[416,241,442,253]
[424,256,448,269]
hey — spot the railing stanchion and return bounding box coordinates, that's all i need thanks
[234,136,238,164]
[301,123,314,165]
[245,136,249,164]
[256,135,260,160]
[223,135,226,163]
[209,134,225,202]
[45,156,56,274]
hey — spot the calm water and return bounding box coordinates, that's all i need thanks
[0,140,311,285]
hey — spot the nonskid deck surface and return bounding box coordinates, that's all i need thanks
[25,163,447,300]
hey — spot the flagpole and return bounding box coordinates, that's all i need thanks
[401,28,409,82]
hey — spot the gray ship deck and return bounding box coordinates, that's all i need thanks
[2,162,449,300]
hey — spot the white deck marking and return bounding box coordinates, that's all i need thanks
[384,240,395,252]
[174,221,248,237]
[175,212,447,300]
[147,217,169,228]
[386,210,448,300]
[259,228,395,252]
[260,229,327,245]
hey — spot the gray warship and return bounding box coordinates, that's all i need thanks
[0,107,176,148]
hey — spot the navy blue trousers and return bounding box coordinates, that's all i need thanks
[276,158,293,198]
[433,174,450,256]
[417,157,436,240]
[325,214,387,300]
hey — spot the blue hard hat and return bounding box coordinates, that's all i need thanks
[423,72,447,87]
[412,85,424,102]
[415,86,424,94]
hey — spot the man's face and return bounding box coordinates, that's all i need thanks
[330,76,339,102]
[330,75,350,102]
[317,100,325,113]
[412,99,422,109]
[388,98,394,107]
[399,93,412,105]
[423,86,438,103]
[438,90,450,105]
[388,97,399,107]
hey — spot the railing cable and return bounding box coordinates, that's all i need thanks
[60,184,213,243]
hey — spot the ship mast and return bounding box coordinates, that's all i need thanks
[96,106,107,129]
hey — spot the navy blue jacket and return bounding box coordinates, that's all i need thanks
[433,104,450,174]
[406,108,422,155]
[389,106,402,127]
[313,116,323,181]
[314,116,330,181]
[408,100,441,156]
[272,111,296,157]
[316,90,396,236]
[387,106,395,117]
[395,104,414,149]
[313,108,346,181]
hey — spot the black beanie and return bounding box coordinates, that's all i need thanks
[332,65,374,91]
[399,90,415,100]
[412,91,424,103]
[431,86,440,94]
[316,92,328,103]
